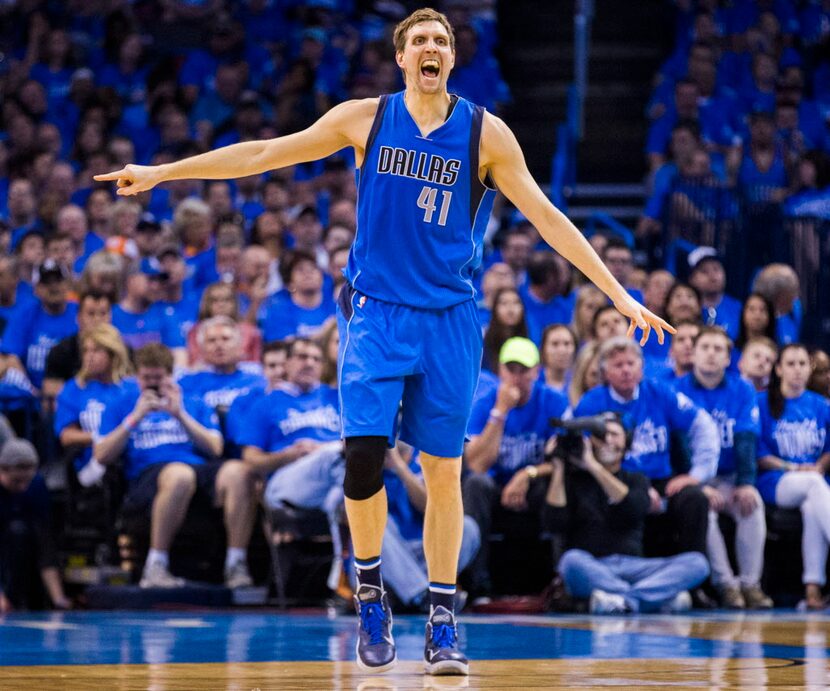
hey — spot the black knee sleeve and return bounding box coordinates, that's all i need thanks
[343,436,387,501]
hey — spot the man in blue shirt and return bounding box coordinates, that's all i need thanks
[575,338,719,559]
[95,343,256,590]
[674,327,772,610]
[1,260,78,390]
[519,251,573,345]
[261,250,336,341]
[178,316,266,457]
[239,338,344,592]
[463,337,569,598]
[687,248,742,340]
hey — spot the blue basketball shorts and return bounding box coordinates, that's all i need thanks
[336,283,482,458]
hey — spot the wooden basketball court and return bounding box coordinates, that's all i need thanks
[2,610,828,689]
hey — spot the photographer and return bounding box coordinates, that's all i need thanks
[546,416,709,613]
[463,337,569,599]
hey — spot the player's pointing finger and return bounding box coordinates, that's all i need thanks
[93,169,128,182]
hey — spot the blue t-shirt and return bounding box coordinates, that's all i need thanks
[467,381,569,486]
[346,92,497,308]
[756,390,830,504]
[112,303,179,350]
[236,383,340,452]
[55,379,138,472]
[519,284,574,345]
[702,294,742,341]
[178,369,267,411]
[225,385,268,447]
[575,379,699,480]
[261,291,336,341]
[674,372,759,477]
[158,294,201,347]
[98,388,220,482]
[1,302,78,388]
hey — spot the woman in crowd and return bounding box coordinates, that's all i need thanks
[756,343,830,609]
[736,293,777,353]
[571,284,606,346]
[482,287,528,372]
[590,305,629,343]
[54,324,134,486]
[665,282,702,325]
[187,282,262,366]
[539,324,577,395]
[568,340,602,407]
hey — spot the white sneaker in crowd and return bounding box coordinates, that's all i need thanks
[664,590,692,613]
[225,561,253,589]
[139,561,185,589]
[589,589,628,614]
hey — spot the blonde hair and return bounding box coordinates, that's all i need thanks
[393,8,455,54]
[571,284,606,344]
[198,281,240,321]
[568,340,602,407]
[76,323,132,385]
[316,317,339,386]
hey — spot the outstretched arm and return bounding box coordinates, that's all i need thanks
[94,99,377,195]
[482,114,674,344]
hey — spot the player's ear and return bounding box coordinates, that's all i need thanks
[395,51,405,69]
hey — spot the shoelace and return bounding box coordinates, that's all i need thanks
[431,623,457,650]
[360,602,387,645]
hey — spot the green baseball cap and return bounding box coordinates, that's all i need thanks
[499,337,540,368]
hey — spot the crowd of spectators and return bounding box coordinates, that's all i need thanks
[639,0,830,302]
[2,0,830,618]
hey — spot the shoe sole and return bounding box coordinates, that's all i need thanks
[355,641,397,674]
[424,659,469,676]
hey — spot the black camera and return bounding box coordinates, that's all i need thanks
[547,413,619,464]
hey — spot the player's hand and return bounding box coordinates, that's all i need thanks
[613,293,675,346]
[733,485,759,517]
[500,471,530,511]
[0,591,12,614]
[94,164,165,196]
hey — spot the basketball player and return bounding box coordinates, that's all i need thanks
[95,8,673,676]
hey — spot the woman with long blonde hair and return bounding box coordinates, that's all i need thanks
[568,340,602,407]
[55,324,135,483]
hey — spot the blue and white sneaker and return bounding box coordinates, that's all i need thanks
[354,584,396,673]
[424,606,469,676]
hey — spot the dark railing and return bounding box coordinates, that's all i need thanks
[660,175,830,347]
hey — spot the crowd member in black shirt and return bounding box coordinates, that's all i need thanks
[42,290,113,401]
[0,438,71,611]
[544,415,709,614]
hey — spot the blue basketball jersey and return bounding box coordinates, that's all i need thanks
[345,91,497,308]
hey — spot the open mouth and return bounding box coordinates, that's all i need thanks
[420,60,440,78]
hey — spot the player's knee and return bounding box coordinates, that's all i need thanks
[343,436,387,501]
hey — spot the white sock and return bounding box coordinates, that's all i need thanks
[226,547,247,569]
[146,549,169,568]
